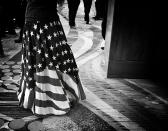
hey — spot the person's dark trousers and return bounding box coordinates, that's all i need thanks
[101,0,108,39]
[67,0,80,27]
[83,0,92,24]
[94,0,104,19]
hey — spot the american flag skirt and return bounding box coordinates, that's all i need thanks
[17,19,86,116]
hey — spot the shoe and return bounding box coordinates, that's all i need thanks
[70,25,76,29]
[15,39,22,43]
[101,47,104,50]
[86,20,91,24]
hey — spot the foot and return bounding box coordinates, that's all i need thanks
[101,47,104,50]
[100,40,105,50]
[70,25,76,29]
[70,99,78,108]
[86,21,90,24]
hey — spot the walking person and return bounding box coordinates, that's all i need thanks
[17,0,86,116]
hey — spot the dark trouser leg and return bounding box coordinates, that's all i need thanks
[83,0,92,23]
[67,0,80,26]
[94,0,103,19]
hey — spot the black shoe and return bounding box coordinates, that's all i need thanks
[15,39,22,43]
[101,47,104,50]
[85,19,90,24]
[86,21,89,24]
[70,25,76,29]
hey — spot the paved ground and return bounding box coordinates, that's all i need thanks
[1,1,168,131]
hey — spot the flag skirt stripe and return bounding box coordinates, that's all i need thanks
[35,75,61,86]
[36,82,65,95]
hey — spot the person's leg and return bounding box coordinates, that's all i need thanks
[98,0,105,19]
[93,0,103,20]
[67,0,74,26]
[94,0,99,18]
[67,0,80,27]
[83,0,92,24]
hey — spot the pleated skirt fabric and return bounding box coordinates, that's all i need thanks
[17,18,86,116]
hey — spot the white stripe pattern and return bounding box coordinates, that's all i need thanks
[36,82,64,95]
[35,106,67,115]
[17,79,25,102]
[35,92,70,109]
[23,88,32,108]
[62,73,80,98]
[36,68,58,79]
